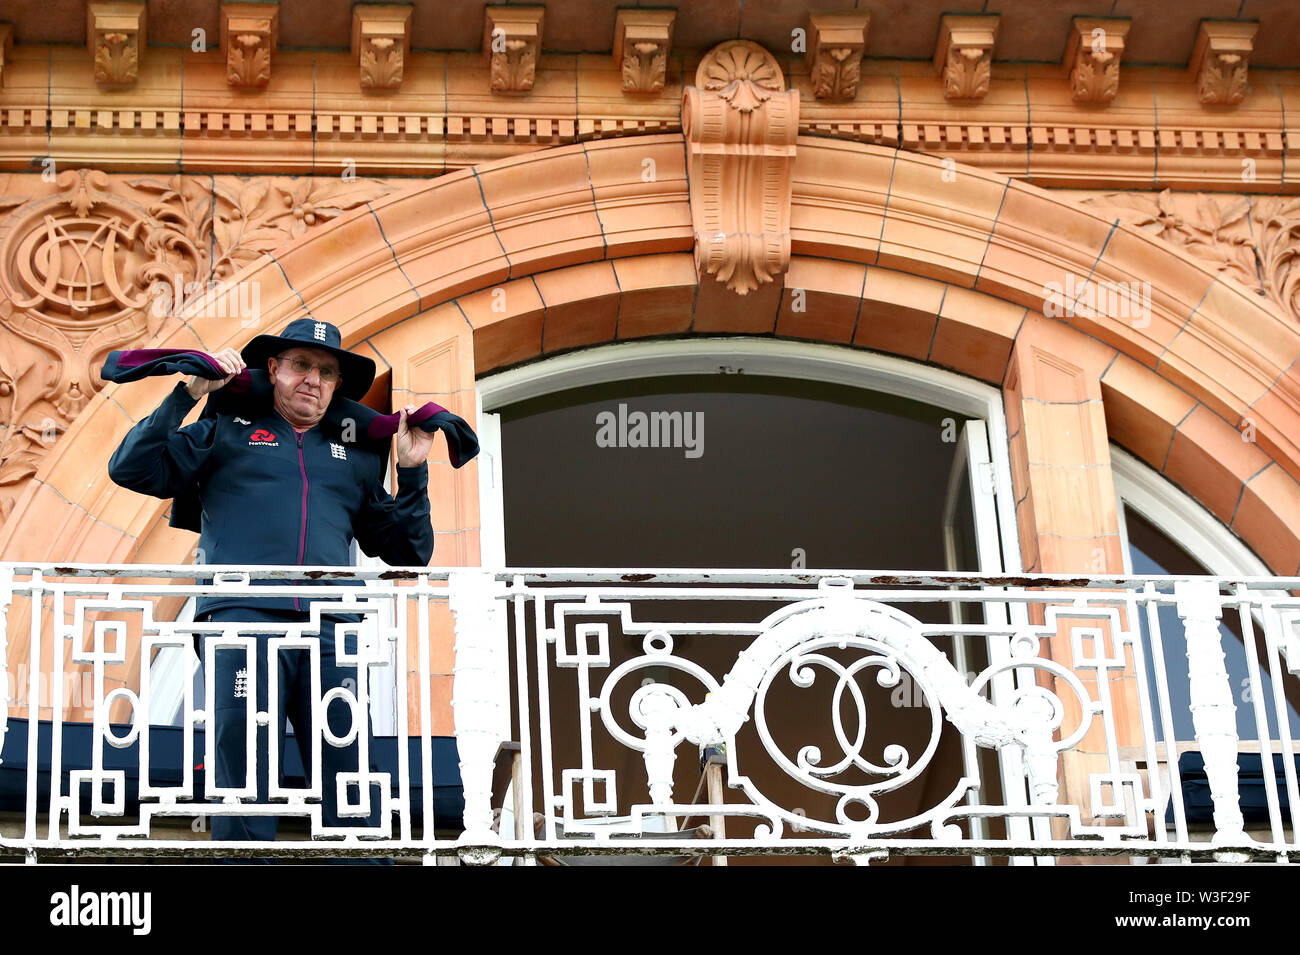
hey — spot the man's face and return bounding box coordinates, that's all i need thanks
[268,346,341,427]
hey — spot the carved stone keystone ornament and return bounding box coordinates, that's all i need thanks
[682,40,797,295]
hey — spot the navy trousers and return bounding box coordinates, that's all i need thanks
[201,606,391,862]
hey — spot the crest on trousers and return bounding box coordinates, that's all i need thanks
[234,668,248,699]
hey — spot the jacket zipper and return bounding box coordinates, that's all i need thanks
[295,430,308,610]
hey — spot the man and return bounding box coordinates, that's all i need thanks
[108,318,434,860]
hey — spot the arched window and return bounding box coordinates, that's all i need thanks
[476,337,1033,860]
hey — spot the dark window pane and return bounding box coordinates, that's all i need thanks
[500,374,961,570]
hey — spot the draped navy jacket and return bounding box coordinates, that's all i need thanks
[108,381,434,618]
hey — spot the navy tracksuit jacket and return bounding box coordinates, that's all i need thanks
[108,381,433,852]
[108,381,434,616]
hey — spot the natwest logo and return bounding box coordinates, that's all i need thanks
[248,429,277,443]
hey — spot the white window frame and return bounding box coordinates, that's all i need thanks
[475,407,506,568]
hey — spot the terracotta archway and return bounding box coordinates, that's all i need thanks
[5,133,1300,726]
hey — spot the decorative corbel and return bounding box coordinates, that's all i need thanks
[0,24,13,89]
[483,5,544,93]
[807,11,869,101]
[934,14,998,101]
[613,8,674,94]
[1065,17,1128,104]
[352,4,412,90]
[682,40,798,295]
[87,1,146,89]
[221,2,279,89]
[1190,19,1257,106]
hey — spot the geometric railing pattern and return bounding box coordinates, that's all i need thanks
[3,565,1298,864]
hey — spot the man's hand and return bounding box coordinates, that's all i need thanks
[186,347,246,399]
[395,404,436,467]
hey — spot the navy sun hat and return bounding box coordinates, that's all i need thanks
[241,318,376,400]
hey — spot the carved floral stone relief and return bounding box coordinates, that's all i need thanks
[93,31,139,87]
[614,9,674,95]
[222,3,279,89]
[807,12,868,102]
[360,37,404,89]
[1190,21,1256,108]
[622,41,668,94]
[942,47,991,100]
[1196,52,1248,105]
[810,47,860,101]
[1069,46,1118,103]
[0,170,398,517]
[1079,190,1300,325]
[353,5,412,91]
[484,7,544,93]
[934,15,998,102]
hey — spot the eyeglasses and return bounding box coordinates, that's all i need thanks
[276,355,342,383]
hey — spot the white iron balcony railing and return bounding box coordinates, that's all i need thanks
[0,564,1298,865]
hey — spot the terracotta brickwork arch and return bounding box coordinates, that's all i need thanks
[6,134,1300,726]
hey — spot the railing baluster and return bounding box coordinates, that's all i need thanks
[509,576,537,863]
[449,569,507,865]
[1264,604,1300,852]
[1174,579,1248,855]
[23,571,42,852]
[1234,588,1285,850]
[414,579,434,860]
